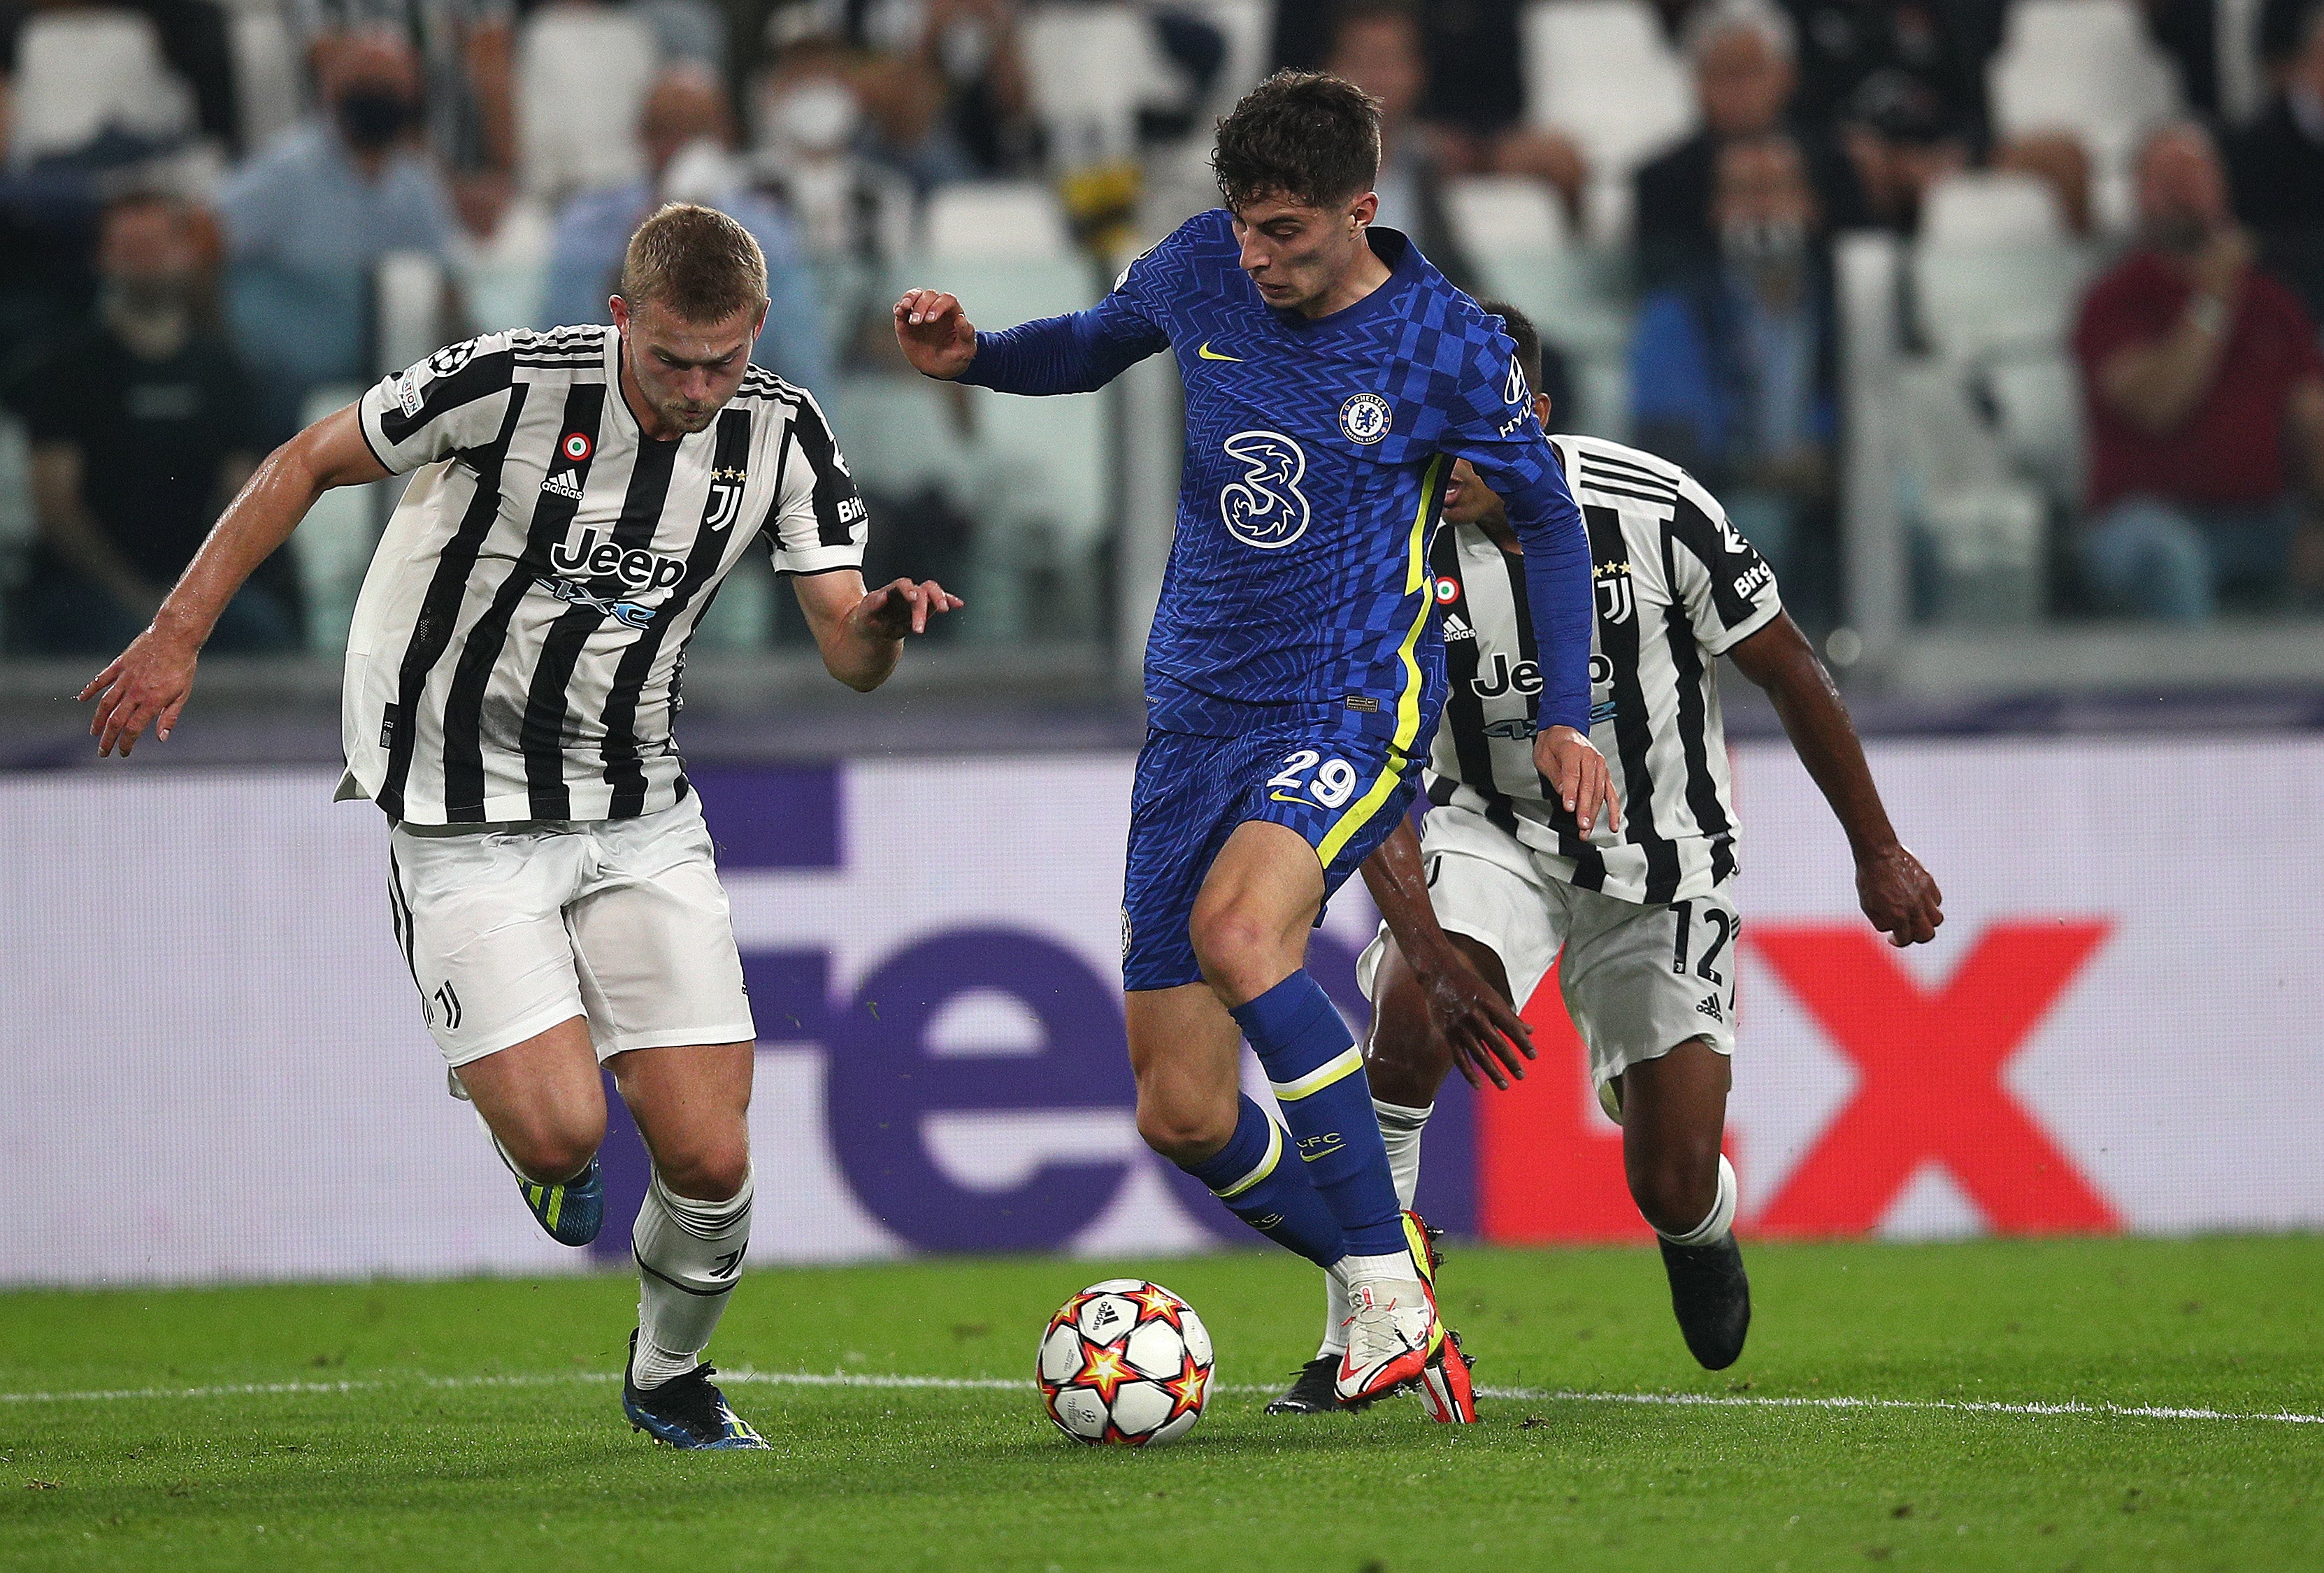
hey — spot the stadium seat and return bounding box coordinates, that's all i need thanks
[8,8,197,166]
[885,223,1109,640]
[452,196,554,335]
[1172,0,1273,105]
[923,182,1076,261]
[0,412,33,648]
[227,5,303,156]
[1988,0,2179,230]
[1520,0,1695,238]
[1893,363,2049,625]
[1444,174,1632,434]
[1910,240,2099,363]
[1919,171,2067,248]
[295,384,383,654]
[1983,352,2086,508]
[825,376,977,505]
[1020,4,1171,166]
[1444,175,1570,255]
[516,5,660,201]
[376,252,452,380]
[2216,0,2269,125]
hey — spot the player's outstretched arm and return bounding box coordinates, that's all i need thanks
[80,403,389,757]
[791,570,963,692]
[1727,610,1943,947]
[891,285,1168,396]
[1358,818,1536,1091]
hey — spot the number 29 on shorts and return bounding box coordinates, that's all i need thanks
[1268,748,1359,809]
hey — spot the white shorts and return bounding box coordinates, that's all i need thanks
[385,795,756,1068]
[1357,799,1739,1089]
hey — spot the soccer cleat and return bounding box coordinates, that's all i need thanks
[515,1156,605,1247]
[1401,1209,1445,1284]
[1659,1233,1752,1370]
[1335,1277,1436,1405]
[1265,1356,1364,1416]
[1417,1326,1480,1425]
[1398,1208,1480,1423]
[622,1331,768,1449]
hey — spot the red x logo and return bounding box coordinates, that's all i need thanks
[1750,921,2119,1235]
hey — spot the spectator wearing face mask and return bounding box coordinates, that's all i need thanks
[1635,0,1866,289]
[542,64,831,392]
[289,0,516,173]
[2073,123,2324,622]
[1630,132,1838,620]
[2,193,296,656]
[215,29,457,445]
[752,36,913,267]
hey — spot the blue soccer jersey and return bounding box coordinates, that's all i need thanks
[957,210,1593,749]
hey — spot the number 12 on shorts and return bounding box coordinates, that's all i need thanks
[1671,899,1737,991]
[1268,748,1359,809]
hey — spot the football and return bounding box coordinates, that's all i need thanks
[1036,1279,1214,1446]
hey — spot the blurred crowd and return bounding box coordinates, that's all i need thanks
[1,0,2321,653]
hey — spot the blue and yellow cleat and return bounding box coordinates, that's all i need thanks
[623,1332,768,1450]
[517,1156,604,1247]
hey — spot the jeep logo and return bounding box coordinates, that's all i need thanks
[550,528,686,591]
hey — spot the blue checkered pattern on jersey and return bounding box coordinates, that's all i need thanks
[961,210,1591,747]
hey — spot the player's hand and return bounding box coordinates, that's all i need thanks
[1857,841,1942,947]
[80,624,200,757]
[892,289,978,380]
[1535,724,1619,835]
[1411,945,1536,1092]
[852,577,963,639]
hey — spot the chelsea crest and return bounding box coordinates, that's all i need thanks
[1338,392,1391,445]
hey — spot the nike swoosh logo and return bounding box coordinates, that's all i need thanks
[1268,792,1308,805]
[1198,342,1243,362]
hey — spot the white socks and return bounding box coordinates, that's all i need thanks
[1658,1154,1739,1249]
[1320,1099,1433,1357]
[631,1168,754,1389]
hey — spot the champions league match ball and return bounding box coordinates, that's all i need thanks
[1037,1279,1214,1446]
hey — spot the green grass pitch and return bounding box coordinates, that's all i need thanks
[3,1237,2320,1571]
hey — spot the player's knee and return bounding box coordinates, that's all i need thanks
[1630,1149,1720,1237]
[502,1118,603,1187]
[1135,1098,1233,1168]
[1187,905,1281,998]
[657,1133,751,1202]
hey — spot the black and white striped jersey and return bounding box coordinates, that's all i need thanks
[338,324,865,825]
[1425,433,1781,905]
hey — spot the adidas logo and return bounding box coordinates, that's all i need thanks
[1442,613,1475,642]
[540,469,584,500]
[1695,995,1724,1022]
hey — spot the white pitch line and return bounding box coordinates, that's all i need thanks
[2,1370,2317,1427]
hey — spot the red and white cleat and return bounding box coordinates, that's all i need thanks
[1417,1326,1479,1424]
[1334,1277,1435,1405]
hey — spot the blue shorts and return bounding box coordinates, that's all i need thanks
[1121,728,1421,993]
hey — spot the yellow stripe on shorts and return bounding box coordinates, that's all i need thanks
[1212,1114,1284,1199]
[1271,1044,1364,1102]
[1315,454,1445,868]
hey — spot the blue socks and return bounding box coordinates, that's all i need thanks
[1230,971,1407,1256]
[1181,1095,1347,1266]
